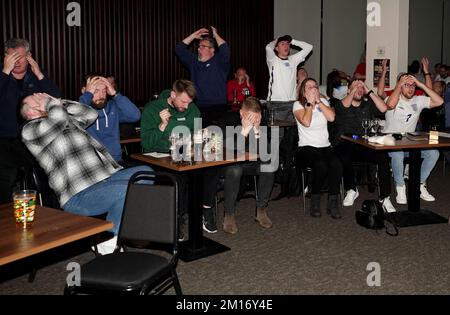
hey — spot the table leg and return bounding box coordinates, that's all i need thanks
[389,149,447,227]
[407,149,421,212]
[178,170,230,262]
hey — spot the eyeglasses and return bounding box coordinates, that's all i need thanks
[404,83,416,89]
[199,45,212,49]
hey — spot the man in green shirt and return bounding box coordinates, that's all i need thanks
[141,79,201,239]
[141,79,200,153]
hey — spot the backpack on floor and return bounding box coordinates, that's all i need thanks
[355,200,398,236]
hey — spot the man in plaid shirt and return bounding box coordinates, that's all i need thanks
[20,93,152,254]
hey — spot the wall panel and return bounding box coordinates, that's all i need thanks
[1,0,274,104]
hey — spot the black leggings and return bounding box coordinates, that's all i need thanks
[297,146,342,195]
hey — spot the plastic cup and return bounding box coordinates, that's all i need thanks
[13,190,37,229]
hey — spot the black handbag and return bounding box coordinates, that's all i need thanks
[355,199,398,236]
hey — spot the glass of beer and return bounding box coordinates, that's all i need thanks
[13,190,37,228]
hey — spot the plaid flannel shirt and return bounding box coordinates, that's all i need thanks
[22,99,122,206]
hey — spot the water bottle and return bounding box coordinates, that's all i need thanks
[232,89,239,110]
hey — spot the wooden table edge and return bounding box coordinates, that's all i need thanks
[0,221,113,266]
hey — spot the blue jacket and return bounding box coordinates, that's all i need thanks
[175,42,230,108]
[80,92,141,162]
[0,65,61,138]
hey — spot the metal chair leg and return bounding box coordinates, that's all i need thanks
[301,170,306,214]
[28,268,37,283]
[253,175,259,201]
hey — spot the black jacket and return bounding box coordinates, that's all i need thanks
[0,65,60,138]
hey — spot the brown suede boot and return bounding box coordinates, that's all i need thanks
[223,214,238,234]
[255,207,273,229]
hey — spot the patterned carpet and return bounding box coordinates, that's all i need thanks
[1,161,450,295]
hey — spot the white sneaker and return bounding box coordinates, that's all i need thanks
[420,183,435,202]
[92,236,118,255]
[343,189,359,207]
[404,164,409,180]
[381,196,396,213]
[395,185,407,204]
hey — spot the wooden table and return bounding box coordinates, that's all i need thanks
[131,152,256,262]
[0,204,113,266]
[342,134,450,226]
[120,135,141,145]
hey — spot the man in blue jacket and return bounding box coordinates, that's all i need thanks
[0,38,60,203]
[175,26,230,126]
[80,74,141,164]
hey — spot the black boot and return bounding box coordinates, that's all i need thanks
[310,194,321,217]
[327,194,342,219]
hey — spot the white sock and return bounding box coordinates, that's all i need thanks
[96,236,118,255]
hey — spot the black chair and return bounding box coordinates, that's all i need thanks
[25,166,60,209]
[296,151,344,214]
[299,166,344,214]
[64,171,183,295]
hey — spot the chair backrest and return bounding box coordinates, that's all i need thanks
[118,171,178,246]
[25,166,61,208]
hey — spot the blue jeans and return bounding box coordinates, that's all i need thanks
[63,165,153,235]
[388,150,439,186]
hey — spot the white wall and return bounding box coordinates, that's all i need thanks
[366,0,409,90]
[322,0,367,81]
[274,0,321,80]
[274,0,367,84]
[274,0,449,86]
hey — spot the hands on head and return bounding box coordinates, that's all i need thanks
[399,74,418,87]
[305,86,320,105]
[193,28,210,40]
[3,51,22,74]
[3,50,43,79]
[241,111,261,129]
[349,80,369,94]
[85,76,116,96]
[192,26,220,40]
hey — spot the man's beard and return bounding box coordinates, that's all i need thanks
[93,99,106,108]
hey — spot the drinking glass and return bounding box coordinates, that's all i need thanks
[169,134,181,161]
[13,190,37,229]
[362,118,370,139]
[371,119,380,135]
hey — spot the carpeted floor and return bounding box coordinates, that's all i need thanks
[1,161,450,295]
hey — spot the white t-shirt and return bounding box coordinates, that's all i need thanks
[293,98,331,148]
[266,39,313,102]
[435,75,450,85]
[382,95,430,133]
